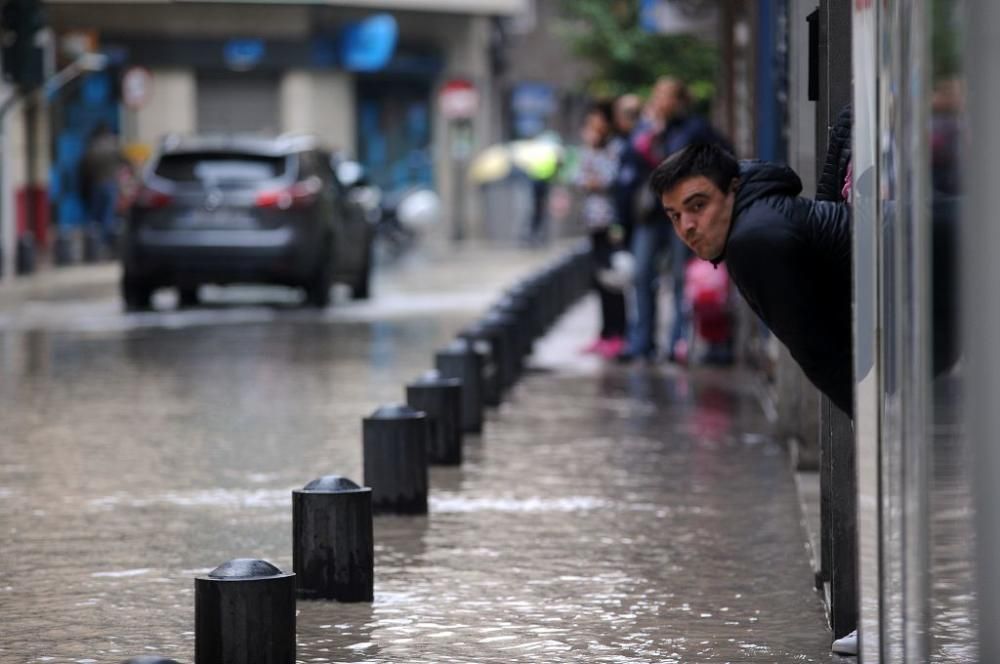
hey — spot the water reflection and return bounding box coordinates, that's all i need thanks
[1,312,840,662]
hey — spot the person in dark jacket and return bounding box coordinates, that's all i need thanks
[816,103,853,203]
[650,142,854,415]
[611,93,644,248]
[621,78,730,363]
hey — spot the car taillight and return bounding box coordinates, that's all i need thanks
[255,176,322,210]
[135,185,173,209]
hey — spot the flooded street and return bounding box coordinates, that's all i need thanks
[0,247,838,663]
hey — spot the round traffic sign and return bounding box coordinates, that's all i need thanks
[121,66,153,110]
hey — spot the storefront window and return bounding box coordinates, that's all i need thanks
[854,1,972,661]
[927,2,972,661]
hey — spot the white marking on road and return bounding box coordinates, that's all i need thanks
[91,568,152,578]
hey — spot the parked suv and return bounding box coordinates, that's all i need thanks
[121,134,373,310]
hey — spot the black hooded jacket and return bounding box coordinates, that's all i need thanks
[717,161,854,415]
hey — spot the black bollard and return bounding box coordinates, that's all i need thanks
[483,309,519,391]
[122,658,180,664]
[406,370,463,465]
[463,336,494,410]
[507,282,541,343]
[543,273,562,328]
[523,274,553,335]
[495,293,531,366]
[195,559,295,664]
[363,404,429,514]
[435,339,484,433]
[459,323,502,407]
[293,475,374,602]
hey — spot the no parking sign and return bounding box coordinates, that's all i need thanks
[121,66,153,110]
[439,79,479,121]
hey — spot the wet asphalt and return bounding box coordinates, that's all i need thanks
[0,245,842,663]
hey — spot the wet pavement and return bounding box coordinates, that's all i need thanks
[0,246,839,663]
[929,374,977,662]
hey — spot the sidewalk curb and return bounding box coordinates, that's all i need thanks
[0,263,120,310]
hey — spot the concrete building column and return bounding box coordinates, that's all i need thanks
[436,14,495,244]
[134,69,196,147]
[280,70,356,155]
[1,92,30,280]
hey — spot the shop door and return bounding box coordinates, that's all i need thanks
[197,74,280,134]
[355,78,433,193]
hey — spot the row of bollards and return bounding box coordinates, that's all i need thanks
[122,243,593,663]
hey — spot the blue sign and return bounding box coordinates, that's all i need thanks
[311,36,339,68]
[341,13,398,72]
[511,82,556,116]
[224,39,266,71]
[639,0,716,35]
[511,82,556,139]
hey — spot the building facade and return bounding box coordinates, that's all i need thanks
[8,0,526,262]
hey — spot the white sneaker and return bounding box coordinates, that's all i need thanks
[832,629,858,656]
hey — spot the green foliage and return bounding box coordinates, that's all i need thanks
[931,0,962,80]
[556,0,718,103]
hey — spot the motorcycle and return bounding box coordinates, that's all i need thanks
[335,159,441,262]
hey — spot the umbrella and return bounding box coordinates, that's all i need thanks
[468,144,513,184]
[469,137,564,185]
[509,139,562,180]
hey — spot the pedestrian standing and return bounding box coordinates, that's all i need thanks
[576,101,627,359]
[611,93,645,249]
[81,123,125,251]
[619,78,730,364]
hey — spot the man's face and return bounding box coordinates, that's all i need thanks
[651,81,683,121]
[614,95,641,134]
[661,175,737,260]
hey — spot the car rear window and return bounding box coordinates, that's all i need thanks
[154,152,288,184]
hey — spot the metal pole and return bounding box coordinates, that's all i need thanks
[851,2,882,659]
[449,119,472,243]
[1,89,19,283]
[966,1,1000,662]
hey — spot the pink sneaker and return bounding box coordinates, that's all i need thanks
[581,338,604,354]
[670,339,689,366]
[598,336,626,359]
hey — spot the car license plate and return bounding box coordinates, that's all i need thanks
[179,210,251,227]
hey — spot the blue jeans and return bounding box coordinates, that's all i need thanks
[668,232,693,353]
[627,220,672,355]
[90,181,118,242]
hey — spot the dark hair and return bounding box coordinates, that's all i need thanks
[585,100,615,126]
[649,143,739,198]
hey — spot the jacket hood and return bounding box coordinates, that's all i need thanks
[733,160,803,218]
[709,160,803,265]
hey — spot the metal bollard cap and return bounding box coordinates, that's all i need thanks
[442,338,471,354]
[122,658,180,664]
[302,475,368,493]
[469,339,491,357]
[410,370,461,388]
[459,322,486,339]
[207,558,286,580]
[484,310,513,325]
[369,403,425,420]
